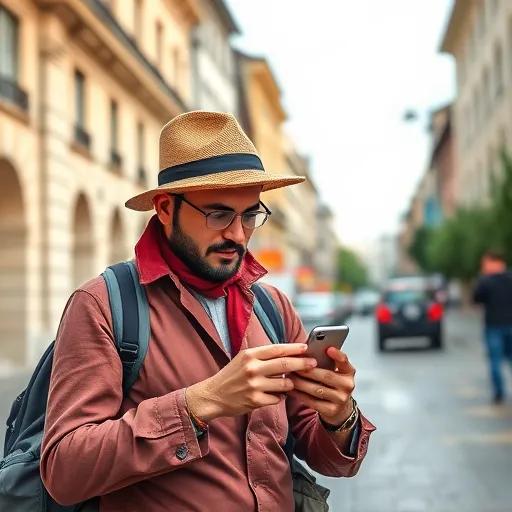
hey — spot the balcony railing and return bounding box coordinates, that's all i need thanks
[0,76,29,112]
[74,124,91,149]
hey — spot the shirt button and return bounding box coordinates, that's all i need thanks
[176,444,188,460]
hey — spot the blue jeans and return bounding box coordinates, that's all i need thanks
[484,325,512,397]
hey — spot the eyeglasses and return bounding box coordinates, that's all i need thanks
[171,194,272,231]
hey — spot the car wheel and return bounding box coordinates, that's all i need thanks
[378,337,386,352]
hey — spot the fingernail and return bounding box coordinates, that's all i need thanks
[308,359,317,367]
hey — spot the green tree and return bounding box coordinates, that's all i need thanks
[427,206,495,281]
[489,149,512,264]
[337,248,368,291]
[408,225,435,272]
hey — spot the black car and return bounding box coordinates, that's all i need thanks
[375,282,443,352]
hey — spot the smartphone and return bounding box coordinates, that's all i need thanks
[305,325,349,371]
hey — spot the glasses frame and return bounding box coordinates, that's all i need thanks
[171,194,272,231]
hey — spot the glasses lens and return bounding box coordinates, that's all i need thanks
[206,211,236,230]
[242,212,268,229]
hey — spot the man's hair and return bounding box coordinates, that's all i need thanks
[484,249,506,262]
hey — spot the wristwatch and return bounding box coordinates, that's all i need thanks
[320,397,359,434]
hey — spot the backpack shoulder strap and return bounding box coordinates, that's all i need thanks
[252,283,296,465]
[252,283,286,344]
[102,261,150,394]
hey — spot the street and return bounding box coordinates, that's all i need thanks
[1,311,511,511]
[314,311,512,512]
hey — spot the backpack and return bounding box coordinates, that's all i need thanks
[0,261,330,511]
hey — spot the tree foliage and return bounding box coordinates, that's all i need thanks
[410,149,512,282]
[408,225,435,273]
[337,248,368,291]
[426,207,495,281]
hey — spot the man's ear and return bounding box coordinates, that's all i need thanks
[153,194,174,226]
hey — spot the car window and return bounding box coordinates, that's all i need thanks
[382,289,433,305]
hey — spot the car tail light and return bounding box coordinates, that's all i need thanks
[376,304,392,323]
[427,303,443,321]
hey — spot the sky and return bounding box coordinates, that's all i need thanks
[225,0,456,254]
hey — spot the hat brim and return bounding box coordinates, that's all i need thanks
[125,170,306,211]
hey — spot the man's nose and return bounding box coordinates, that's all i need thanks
[223,216,245,244]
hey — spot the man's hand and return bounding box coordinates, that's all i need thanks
[287,347,356,426]
[186,343,317,422]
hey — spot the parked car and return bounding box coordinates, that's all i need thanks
[293,292,349,329]
[352,289,380,316]
[375,279,444,352]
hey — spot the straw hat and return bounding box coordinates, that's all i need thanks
[125,110,306,211]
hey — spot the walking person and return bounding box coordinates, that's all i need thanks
[473,250,512,404]
[40,111,376,511]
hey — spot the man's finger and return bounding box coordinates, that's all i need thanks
[289,374,342,404]
[260,356,317,376]
[327,348,356,375]
[295,367,344,388]
[248,343,308,361]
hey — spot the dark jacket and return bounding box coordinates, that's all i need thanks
[473,271,512,325]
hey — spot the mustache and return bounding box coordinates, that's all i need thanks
[206,241,245,257]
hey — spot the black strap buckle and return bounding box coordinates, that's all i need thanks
[119,341,139,361]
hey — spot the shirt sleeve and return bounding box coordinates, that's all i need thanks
[266,285,376,477]
[40,286,210,506]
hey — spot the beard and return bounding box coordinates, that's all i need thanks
[168,219,246,282]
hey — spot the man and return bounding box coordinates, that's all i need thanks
[473,249,512,404]
[41,111,375,511]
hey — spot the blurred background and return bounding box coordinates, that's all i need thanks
[1,0,512,510]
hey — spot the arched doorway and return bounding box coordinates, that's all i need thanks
[109,208,127,264]
[72,193,94,289]
[0,159,27,364]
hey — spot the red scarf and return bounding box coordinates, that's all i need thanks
[146,215,261,356]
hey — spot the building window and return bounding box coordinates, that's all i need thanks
[483,68,490,116]
[137,122,146,183]
[491,0,499,17]
[156,21,163,68]
[0,7,28,112]
[494,44,504,97]
[0,6,19,80]
[74,70,85,127]
[73,69,90,148]
[509,18,512,81]
[110,100,121,168]
[110,100,117,149]
[477,3,486,39]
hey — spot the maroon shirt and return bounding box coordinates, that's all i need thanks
[41,224,376,511]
